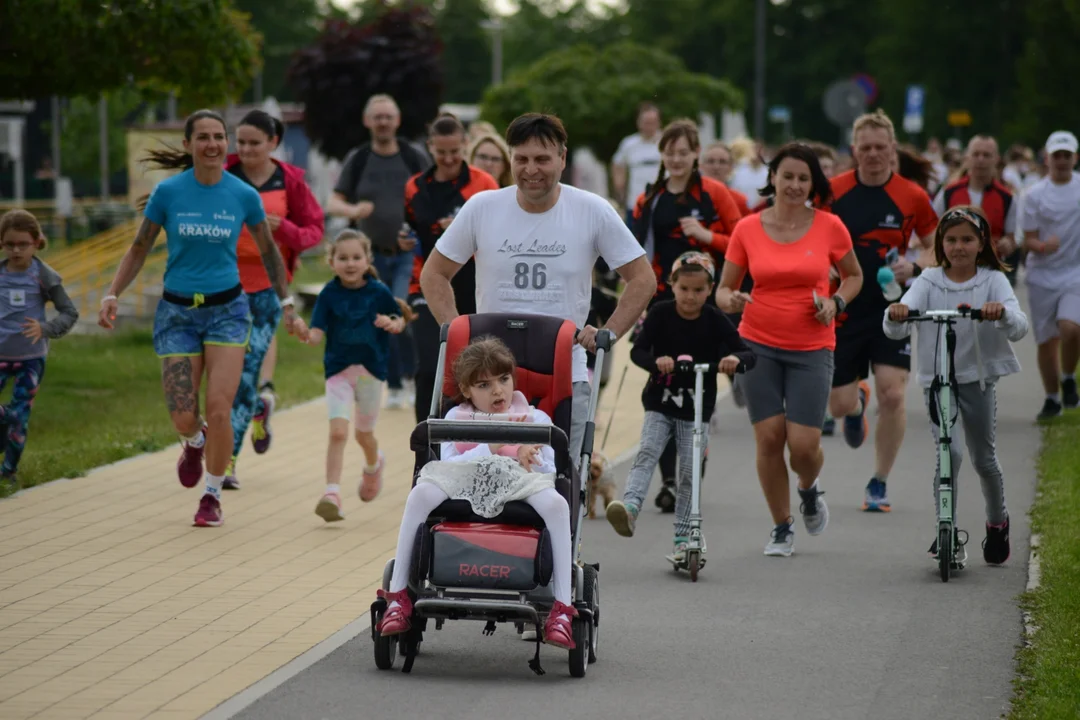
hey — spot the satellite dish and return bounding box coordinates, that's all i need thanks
[823,80,869,128]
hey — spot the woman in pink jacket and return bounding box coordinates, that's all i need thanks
[223,110,325,487]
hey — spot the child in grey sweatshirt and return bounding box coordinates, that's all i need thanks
[0,210,79,488]
[883,206,1027,567]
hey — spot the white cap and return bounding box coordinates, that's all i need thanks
[1046,130,1078,154]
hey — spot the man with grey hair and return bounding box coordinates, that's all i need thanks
[329,94,430,408]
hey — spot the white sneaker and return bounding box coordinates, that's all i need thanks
[764,520,795,557]
[797,483,829,536]
[521,628,537,641]
[385,388,406,409]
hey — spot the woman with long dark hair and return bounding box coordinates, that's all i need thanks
[716,143,863,557]
[99,110,298,527]
[221,110,325,487]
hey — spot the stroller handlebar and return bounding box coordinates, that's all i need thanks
[422,419,569,455]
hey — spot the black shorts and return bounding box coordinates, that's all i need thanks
[832,318,911,387]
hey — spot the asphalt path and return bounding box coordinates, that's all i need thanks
[226,317,1043,720]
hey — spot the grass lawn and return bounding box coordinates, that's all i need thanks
[1009,410,1080,719]
[0,257,337,497]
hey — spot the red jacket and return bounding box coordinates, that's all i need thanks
[225,154,325,285]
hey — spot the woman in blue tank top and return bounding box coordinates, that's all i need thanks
[98,109,299,528]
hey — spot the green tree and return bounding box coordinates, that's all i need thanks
[480,42,743,160]
[233,0,324,102]
[501,0,624,78]
[1,0,261,106]
[45,88,151,186]
[434,0,493,103]
[1009,0,1080,145]
[287,5,444,159]
[869,0,1026,145]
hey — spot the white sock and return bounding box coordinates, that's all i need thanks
[1048,392,1061,402]
[183,428,206,448]
[1064,373,1076,382]
[325,483,341,496]
[204,473,224,500]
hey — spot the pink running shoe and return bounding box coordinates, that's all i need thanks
[177,428,206,488]
[193,494,223,527]
[359,451,385,502]
[315,491,344,522]
[251,391,276,454]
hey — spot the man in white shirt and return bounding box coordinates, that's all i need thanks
[1022,130,1080,420]
[421,112,655,464]
[610,103,662,225]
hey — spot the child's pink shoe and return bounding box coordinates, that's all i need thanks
[376,589,412,636]
[542,601,578,650]
[359,451,385,502]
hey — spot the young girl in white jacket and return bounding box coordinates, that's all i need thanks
[883,206,1029,567]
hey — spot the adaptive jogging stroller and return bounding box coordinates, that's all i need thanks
[370,313,608,678]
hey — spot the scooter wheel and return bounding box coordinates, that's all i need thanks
[688,552,700,582]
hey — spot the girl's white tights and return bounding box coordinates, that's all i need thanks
[388,483,573,606]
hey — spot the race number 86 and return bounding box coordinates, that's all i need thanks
[514,262,547,290]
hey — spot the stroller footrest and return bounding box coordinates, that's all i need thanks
[414,598,540,624]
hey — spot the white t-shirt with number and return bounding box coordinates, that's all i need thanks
[1022,172,1080,290]
[435,184,646,382]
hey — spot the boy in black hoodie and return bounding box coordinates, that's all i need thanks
[606,252,755,562]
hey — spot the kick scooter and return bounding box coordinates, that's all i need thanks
[900,305,984,582]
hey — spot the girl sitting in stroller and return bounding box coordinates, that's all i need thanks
[376,336,578,649]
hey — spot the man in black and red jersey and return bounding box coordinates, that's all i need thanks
[933,135,1019,285]
[403,114,499,423]
[826,110,938,513]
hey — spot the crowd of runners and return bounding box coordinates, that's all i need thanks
[2,96,1074,620]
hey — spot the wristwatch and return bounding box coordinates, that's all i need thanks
[280,295,295,308]
[831,294,847,314]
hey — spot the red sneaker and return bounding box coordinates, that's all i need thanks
[376,589,412,636]
[193,494,223,527]
[177,428,206,488]
[542,601,578,650]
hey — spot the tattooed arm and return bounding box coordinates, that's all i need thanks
[98,218,161,329]
[249,219,299,333]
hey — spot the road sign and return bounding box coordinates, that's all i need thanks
[823,80,868,128]
[948,110,972,127]
[852,73,879,105]
[768,105,791,123]
[902,85,925,134]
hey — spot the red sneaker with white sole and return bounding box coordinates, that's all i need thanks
[177,428,206,488]
[193,494,223,527]
[543,601,578,650]
[376,589,412,636]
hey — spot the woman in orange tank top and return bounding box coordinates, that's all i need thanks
[716,143,863,557]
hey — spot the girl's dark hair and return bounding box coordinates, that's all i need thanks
[328,229,417,322]
[239,109,284,141]
[0,209,46,250]
[452,336,517,403]
[934,205,1010,272]
[137,109,227,209]
[643,119,702,210]
[759,142,833,206]
[896,144,934,190]
[505,113,567,154]
[429,112,465,138]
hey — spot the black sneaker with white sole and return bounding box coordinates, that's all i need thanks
[1037,397,1063,422]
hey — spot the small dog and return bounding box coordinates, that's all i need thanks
[587,451,617,519]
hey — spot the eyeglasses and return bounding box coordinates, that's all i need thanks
[474,153,503,163]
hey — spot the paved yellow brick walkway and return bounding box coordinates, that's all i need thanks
[0,342,659,720]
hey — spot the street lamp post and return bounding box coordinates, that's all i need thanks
[481,19,504,87]
[754,0,765,142]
